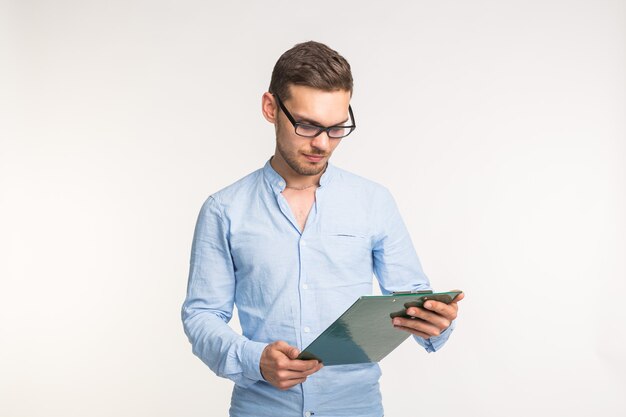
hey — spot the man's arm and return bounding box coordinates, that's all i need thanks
[181,196,267,388]
[371,187,461,352]
[182,196,322,389]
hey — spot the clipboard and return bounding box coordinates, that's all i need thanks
[296,290,462,366]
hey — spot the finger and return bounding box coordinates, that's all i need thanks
[285,358,321,372]
[450,291,465,303]
[273,340,290,349]
[392,323,432,339]
[392,316,442,337]
[423,301,457,321]
[271,341,304,363]
[273,340,299,357]
[406,307,451,329]
[298,361,323,376]
[274,355,319,373]
[271,363,322,389]
[286,346,301,360]
[269,342,321,371]
[275,368,319,381]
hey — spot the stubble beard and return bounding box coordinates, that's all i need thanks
[277,142,326,176]
[275,129,328,176]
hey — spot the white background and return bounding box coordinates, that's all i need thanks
[1,1,625,416]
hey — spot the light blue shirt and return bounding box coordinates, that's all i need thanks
[182,159,455,417]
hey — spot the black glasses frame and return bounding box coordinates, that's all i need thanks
[273,94,356,138]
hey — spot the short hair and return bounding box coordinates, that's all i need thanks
[269,41,353,101]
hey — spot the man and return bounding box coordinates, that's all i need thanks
[182,41,463,417]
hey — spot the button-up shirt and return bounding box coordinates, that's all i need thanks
[182,159,455,417]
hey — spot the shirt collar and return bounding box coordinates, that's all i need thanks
[262,156,335,193]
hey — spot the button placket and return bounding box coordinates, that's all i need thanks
[299,235,313,347]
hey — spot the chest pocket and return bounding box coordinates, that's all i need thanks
[319,231,373,277]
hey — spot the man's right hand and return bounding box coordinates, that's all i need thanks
[259,341,323,390]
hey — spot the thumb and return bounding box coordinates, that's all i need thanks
[274,341,300,359]
[451,291,465,303]
[287,346,301,359]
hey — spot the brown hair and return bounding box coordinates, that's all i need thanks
[269,41,353,100]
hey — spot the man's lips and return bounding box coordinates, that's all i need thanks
[303,154,326,162]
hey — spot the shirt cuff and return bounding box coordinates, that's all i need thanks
[416,319,456,353]
[241,340,269,382]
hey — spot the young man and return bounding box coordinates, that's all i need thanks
[182,41,463,417]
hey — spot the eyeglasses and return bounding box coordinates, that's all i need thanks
[273,94,356,138]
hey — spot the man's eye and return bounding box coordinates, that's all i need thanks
[329,127,349,137]
[296,124,321,135]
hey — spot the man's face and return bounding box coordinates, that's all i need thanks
[274,85,352,176]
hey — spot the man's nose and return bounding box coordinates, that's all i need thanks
[310,131,330,152]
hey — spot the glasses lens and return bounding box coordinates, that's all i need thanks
[294,124,355,138]
[295,124,323,137]
[327,126,354,138]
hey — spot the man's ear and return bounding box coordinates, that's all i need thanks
[261,92,278,124]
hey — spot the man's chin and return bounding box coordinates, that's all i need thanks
[295,161,327,176]
[296,167,325,176]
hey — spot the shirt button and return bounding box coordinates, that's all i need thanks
[300,239,306,246]
[302,283,308,290]
[305,412,312,417]
[278,181,285,187]
[303,326,311,333]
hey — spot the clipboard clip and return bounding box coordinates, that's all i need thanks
[391,290,433,295]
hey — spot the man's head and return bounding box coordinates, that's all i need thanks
[268,41,353,101]
[263,41,354,178]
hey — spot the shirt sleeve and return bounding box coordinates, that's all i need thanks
[181,196,267,387]
[371,186,455,353]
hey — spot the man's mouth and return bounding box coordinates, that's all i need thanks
[303,153,326,162]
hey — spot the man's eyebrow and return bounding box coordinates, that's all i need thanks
[292,113,350,126]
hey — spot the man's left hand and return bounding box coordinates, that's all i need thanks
[391,291,464,339]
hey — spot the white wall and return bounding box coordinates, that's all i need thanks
[1,1,624,416]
